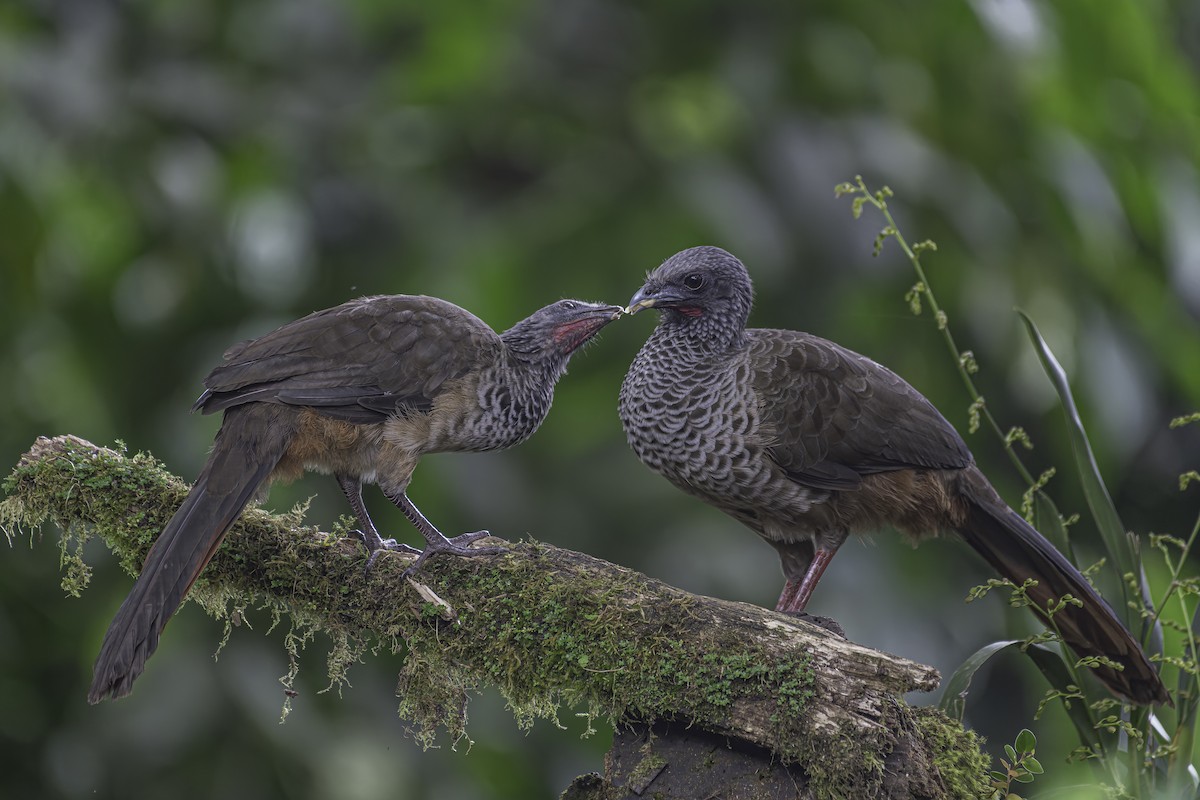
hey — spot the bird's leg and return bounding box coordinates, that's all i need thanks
[385,491,505,576]
[336,475,419,566]
[776,546,841,614]
[774,580,804,613]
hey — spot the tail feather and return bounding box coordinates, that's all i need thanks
[958,473,1168,705]
[88,410,285,703]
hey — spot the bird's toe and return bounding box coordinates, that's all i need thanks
[445,529,493,547]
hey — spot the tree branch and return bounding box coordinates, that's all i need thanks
[2,435,990,798]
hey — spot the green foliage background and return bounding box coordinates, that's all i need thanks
[2,1,1199,797]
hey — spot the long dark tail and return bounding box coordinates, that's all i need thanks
[88,407,287,703]
[956,468,1168,706]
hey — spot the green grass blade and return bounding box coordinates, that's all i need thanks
[1016,310,1137,618]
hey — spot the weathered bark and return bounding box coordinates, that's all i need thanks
[1,436,990,799]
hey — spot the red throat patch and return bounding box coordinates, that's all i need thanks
[679,307,703,317]
[553,318,605,351]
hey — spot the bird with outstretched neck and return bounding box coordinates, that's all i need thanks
[618,245,1167,706]
[89,295,622,704]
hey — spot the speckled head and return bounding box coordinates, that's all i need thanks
[626,246,754,345]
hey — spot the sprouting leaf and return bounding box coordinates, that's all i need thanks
[959,350,979,374]
[966,396,986,434]
[902,282,924,315]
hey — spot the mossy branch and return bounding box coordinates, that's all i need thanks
[3,435,990,799]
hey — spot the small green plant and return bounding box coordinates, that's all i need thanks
[837,176,1200,797]
[989,728,1044,799]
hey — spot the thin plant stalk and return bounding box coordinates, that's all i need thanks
[835,176,1038,487]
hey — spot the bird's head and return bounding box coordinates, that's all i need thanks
[625,246,754,343]
[503,299,624,368]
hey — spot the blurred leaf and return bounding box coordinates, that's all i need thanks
[940,639,1022,720]
[941,638,1102,754]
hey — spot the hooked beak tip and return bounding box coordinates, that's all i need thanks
[624,290,657,316]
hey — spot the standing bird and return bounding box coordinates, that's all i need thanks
[618,245,1167,705]
[89,294,622,703]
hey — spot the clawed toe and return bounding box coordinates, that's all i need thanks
[399,533,506,578]
[446,529,492,547]
[350,529,421,571]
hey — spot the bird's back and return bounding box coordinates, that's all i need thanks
[196,294,502,426]
[745,328,971,488]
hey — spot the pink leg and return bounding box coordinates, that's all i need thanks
[775,580,802,612]
[776,548,838,614]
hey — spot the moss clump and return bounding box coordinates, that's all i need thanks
[790,718,887,798]
[912,706,993,798]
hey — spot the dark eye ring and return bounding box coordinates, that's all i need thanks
[682,273,705,291]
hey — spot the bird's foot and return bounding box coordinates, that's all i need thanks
[400,530,505,578]
[781,611,845,638]
[350,529,421,570]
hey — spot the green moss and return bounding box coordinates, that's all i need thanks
[392,543,817,760]
[912,706,993,799]
[793,719,887,798]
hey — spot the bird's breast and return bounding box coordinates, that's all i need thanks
[619,346,770,507]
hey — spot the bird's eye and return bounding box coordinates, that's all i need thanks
[561,301,577,310]
[682,273,705,291]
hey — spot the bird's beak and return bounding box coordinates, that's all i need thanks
[625,286,660,315]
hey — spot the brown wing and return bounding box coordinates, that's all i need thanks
[194,295,501,424]
[748,329,971,491]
